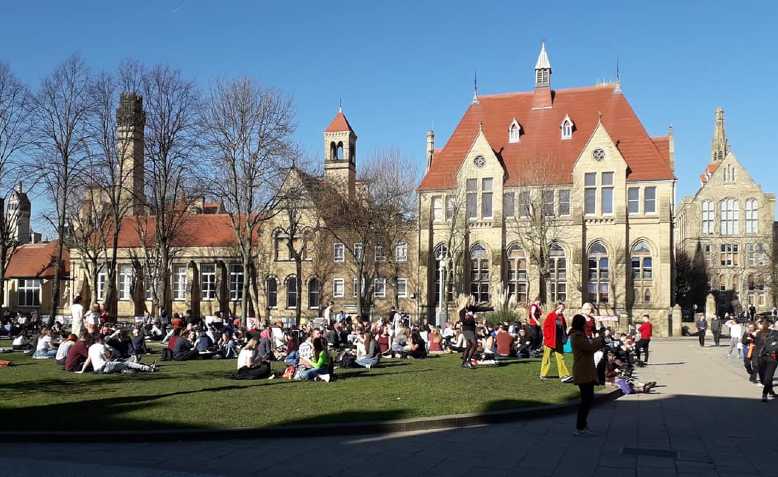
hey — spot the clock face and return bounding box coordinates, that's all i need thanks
[592,148,606,161]
[473,155,486,168]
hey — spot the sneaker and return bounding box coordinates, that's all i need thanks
[267,374,276,380]
[320,374,331,383]
[561,376,574,384]
[540,376,549,381]
[762,396,768,403]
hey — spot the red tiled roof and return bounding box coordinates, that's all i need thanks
[419,84,675,190]
[6,241,70,279]
[700,162,719,184]
[324,111,354,133]
[116,214,238,248]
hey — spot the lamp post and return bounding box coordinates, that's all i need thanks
[435,250,447,327]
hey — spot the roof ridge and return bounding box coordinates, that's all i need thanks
[479,83,617,100]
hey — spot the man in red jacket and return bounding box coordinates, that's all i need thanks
[540,302,573,383]
[636,314,653,364]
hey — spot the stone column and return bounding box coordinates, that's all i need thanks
[671,304,683,337]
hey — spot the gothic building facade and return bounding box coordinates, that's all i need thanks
[417,44,676,334]
[676,108,776,313]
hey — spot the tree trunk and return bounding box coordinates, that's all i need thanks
[241,254,251,326]
[159,244,171,316]
[295,258,302,323]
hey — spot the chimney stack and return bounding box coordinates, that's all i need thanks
[426,130,435,171]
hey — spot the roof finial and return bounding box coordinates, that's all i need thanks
[338,97,342,113]
[472,71,479,104]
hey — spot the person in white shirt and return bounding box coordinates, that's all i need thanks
[55,334,77,365]
[323,302,333,324]
[725,315,744,359]
[32,328,57,359]
[70,296,84,336]
[78,334,156,374]
[236,337,271,379]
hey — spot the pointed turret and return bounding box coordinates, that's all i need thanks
[711,107,729,162]
[532,42,553,110]
[324,108,357,198]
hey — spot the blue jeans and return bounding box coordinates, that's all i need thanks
[298,367,327,380]
[356,356,378,368]
[32,349,57,359]
[285,350,299,366]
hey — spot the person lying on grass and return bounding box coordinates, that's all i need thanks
[78,334,157,374]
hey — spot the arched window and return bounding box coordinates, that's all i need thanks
[329,142,337,160]
[548,243,567,303]
[433,243,452,306]
[335,142,344,160]
[631,241,652,306]
[587,242,609,304]
[506,244,528,303]
[720,198,738,235]
[470,243,490,304]
[286,276,298,308]
[719,274,726,292]
[395,241,408,262]
[307,277,321,309]
[745,199,758,234]
[702,200,714,234]
[266,276,277,308]
[644,289,651,304]
[508,119,521,143]
[732,274,740,296]
[561,116,574,140]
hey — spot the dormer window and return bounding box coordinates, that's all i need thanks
[508,119,521,143]
[561,115,574,140]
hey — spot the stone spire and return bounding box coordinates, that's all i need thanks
[711,106,729,162]
[532,42,553,110]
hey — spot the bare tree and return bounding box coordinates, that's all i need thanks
[0,63,31,311]
[200,78,294,324]
[140,64,201,315]
[30,55,93,321]
[434,183,470,315]
[507,159,568,305]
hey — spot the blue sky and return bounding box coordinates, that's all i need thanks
[2,1,778,232]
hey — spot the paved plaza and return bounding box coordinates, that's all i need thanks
[1,339,775,477]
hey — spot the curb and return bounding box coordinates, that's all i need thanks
[0,388,622,443]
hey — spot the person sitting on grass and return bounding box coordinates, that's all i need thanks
[65,333,92,372]
[409,328,428,359]
[516,328,533,359]
[296,337,331,382]
[377,326,390,356]
[495,324,514,358]
[194,330,217,359]
[55,334,77,366]
[391,325,411,358]
[32,327,58,359]
[172,331,198,361]
[78,334,157,374]
[236,337,272,379]
[355,331,380,369]
[106,329,132,359]
[219,331,238,359]
[130,328,149,361]
[428,327,444,354]
[84,304,101,334]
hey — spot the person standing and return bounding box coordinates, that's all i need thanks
[696,315,708,347]
[749,304,757,321]
[757,321,778,402]
[528,298,543,349]
[70,296,84,337]
[725,315,743,358]
[636,314,653,364]
[459,310,478,368]
[540,303,572,383]
[711,314,722,347]
[742,323,759,383]
[570,313,605,436]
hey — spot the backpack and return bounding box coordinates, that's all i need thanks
[282,365,296,380]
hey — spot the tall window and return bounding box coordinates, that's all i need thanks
[396,278,408,298]
[644,187,656,213]
[481,178,493,218]
[561,117,573,139]
[509,120,521,143]
[374,278,386,298]
[446,196,456,221]
[432,196,443,222]
[375,245,386,261]
[286,276,298,308]
[720,244,739,267]
[201,264,216,300]
[17,279,41,307]
[308,278,321,309]
[720,198,738,235]
[333,243,345,262]
[542,190,555,216]
[354,243,363,262]
[518,191,530,217]
[745,199,758,234]
[702,200,714,234]
[173,264,187,301]
[587,242,609,304]
[97,272,106,301]
[584,173,596,215]
[118,264,133,301]
[433,244,453,306]
[631,241,653,304]
[503,192,515,218]
[601,172,614,215]
[395,241,408,262]
[266,276,278,307]
[470,244,490,304]
[506,244,528,303]
[466,179,477,219]
[558,189,570,216]
[229,264,244,301]
[332,278,344,298]
[548,243,567,303]
[628,187,640,215]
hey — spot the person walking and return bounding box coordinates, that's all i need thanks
[725,314,744,358]
[540,302,572,383]
[570,313,605,436]
[757,321,778,402]
[711,314,722,347]
[636,314,653,364]
[696,315,708,347]
[742,323,759,383]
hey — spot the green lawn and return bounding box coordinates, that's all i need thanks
[0,342,579,432]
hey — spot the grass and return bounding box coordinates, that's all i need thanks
[0,340,579,432]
